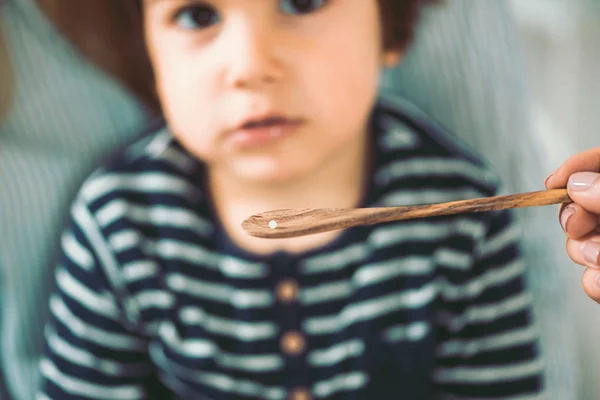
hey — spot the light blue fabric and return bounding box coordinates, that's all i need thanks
[0,0,149,398]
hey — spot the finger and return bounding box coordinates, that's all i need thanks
[559,203,599,239]
[582,268,600,304]
[565,172,600,214]
[566,235,600,268]
[545,147,600,189]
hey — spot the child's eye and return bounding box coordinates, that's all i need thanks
[280,0,328,15]
[174,4,220,30]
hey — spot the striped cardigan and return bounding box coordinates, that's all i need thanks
[38,96,543,399]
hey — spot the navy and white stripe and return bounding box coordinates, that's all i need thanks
[38,96,543,399]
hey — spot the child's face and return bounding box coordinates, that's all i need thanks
[143,0,400,184]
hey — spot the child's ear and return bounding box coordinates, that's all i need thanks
[382,51,403,68]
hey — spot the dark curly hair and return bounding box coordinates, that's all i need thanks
[34,0,439,113]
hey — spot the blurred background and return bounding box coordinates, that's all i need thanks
[510,0,600,163]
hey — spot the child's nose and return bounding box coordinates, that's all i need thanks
[222,20,284,89]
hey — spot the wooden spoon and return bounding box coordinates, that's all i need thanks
[242,189,571,239]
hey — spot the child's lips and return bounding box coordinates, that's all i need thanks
[228,118,303,147]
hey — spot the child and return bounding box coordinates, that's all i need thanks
[39,1,543,398]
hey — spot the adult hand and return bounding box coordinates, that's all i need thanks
[546,147,600,303]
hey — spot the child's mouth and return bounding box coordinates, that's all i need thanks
[230,116,303,147]
[242,117,289,129]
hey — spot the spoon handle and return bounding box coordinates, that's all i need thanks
[242,189,571,239]
[362,188,571,223]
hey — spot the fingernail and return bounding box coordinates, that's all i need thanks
[581,241,600,267]
[560,206,576,233]
[568,172,600,192]
[544,171,557,187]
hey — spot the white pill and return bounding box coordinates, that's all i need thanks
[268,220,278,229]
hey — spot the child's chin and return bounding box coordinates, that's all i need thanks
[232,162,307,185]
[242,170,299,185]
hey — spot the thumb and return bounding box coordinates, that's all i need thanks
[567,172,600,214]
